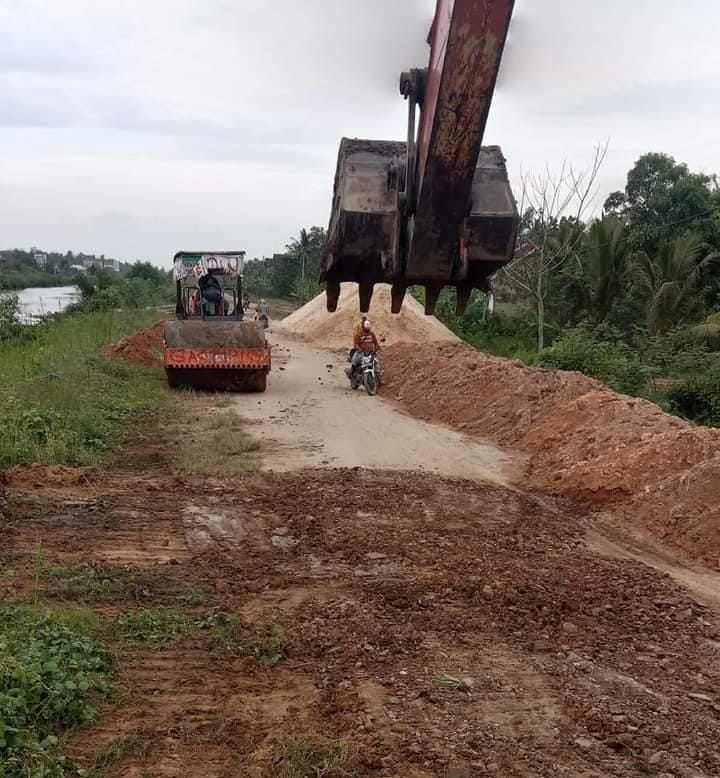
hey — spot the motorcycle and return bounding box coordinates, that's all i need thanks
[347,350,381,396]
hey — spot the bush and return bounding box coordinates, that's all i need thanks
[665,368,720,427]
[0,293,22,341]
[538,330,646,395]
[0,606,111,777]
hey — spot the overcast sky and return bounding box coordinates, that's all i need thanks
[2,0,720,267]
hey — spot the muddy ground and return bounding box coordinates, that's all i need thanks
[3,333,720,777]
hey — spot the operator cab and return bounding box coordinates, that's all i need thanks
[173,252,245,321]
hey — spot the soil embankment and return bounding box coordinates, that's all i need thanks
[382,342,720,565]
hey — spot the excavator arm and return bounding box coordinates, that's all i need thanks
[320,0,518,316]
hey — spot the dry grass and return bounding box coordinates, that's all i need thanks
[173,405,261,475]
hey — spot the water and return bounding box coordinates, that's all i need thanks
[12,286,81,322]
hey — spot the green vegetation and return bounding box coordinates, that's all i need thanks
[191,612,286,664]
[113,609,193,645]
[71,263,173,314]
[0,249,78,290]
[113,608,286,664]
[244,227,325,304]
[0,604,111,778]
[40,561,159,604]
[272,736,355,778]
[0,308,168,467]
[427,151,720,426]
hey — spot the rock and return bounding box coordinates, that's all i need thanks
[574,737,595,750]
[648,751,664,766]
[563,621,579,635]
[271,535,299,551]
[273,526,290,536]
[482,584,494,597]
[366,552,387,560]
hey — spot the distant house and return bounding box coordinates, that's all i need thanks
[70,264,88,273]
[33,251,48,268]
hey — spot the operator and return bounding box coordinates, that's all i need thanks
[256,298,269,317]
[348,318,380,377]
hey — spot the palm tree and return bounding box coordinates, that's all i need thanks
[578,216,631,324]
[288,228,311,284]
[631,235,718,334]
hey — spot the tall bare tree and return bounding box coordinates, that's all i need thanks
[503,143,609,351]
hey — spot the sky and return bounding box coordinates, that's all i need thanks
[1,0,720,267]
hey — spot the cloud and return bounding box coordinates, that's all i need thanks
[1,0,720,264]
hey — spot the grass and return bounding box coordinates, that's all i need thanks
[39,560,159,603]
[272,736,356,778]
[82,729,154,776]
[174,407,261,475]
[0,603,112,778]
[201,614,286,664]
[0,309,169,467]
[112,608,286,664]
[113,608,194,645]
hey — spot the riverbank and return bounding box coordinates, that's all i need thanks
[0,309,169,467]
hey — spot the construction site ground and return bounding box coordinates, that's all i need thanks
[3,320,720,777]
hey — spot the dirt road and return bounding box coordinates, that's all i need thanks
[235,333,516,484]
[3,333,720,777]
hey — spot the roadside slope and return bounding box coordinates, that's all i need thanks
[382,341,720,564]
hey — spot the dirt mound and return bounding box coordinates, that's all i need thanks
[102,321,165,367]
[382,341,720,562]
[279,283,459,348]
[6,463,96,488]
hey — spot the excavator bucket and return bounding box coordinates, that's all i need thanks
[163,320,271,392]
[320,0,519,316]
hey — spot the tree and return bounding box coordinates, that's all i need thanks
[286,226,325,302]
[503,143,608,351]
[630,234,718,334]
[127,261,167,286]
[609,153,720,252]
[576,216,633,325]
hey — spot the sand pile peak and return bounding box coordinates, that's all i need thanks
[279,284,459,349]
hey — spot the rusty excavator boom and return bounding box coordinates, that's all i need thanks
[320,0,518,316]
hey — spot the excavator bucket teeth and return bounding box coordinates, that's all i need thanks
[390,283,407,314]
[424,284,443,316]
[455,286,472,316]
[163,320,270,393]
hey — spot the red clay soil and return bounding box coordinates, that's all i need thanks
[101,321,165,367]
[5,463,96,489]
[382,342,720,564]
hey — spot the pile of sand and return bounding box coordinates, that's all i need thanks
[101,321,166,367]
[279,284,459,348]
[382,341,720,563]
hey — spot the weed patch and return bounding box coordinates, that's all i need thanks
[40,561,158,603]
[199,613,286,664]
[113,609,193,645]
[272,735,356,778]
[0,605,111,777]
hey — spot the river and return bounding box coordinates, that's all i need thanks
[13,286,80,322]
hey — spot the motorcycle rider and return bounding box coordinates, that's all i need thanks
[347,318,380,378]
